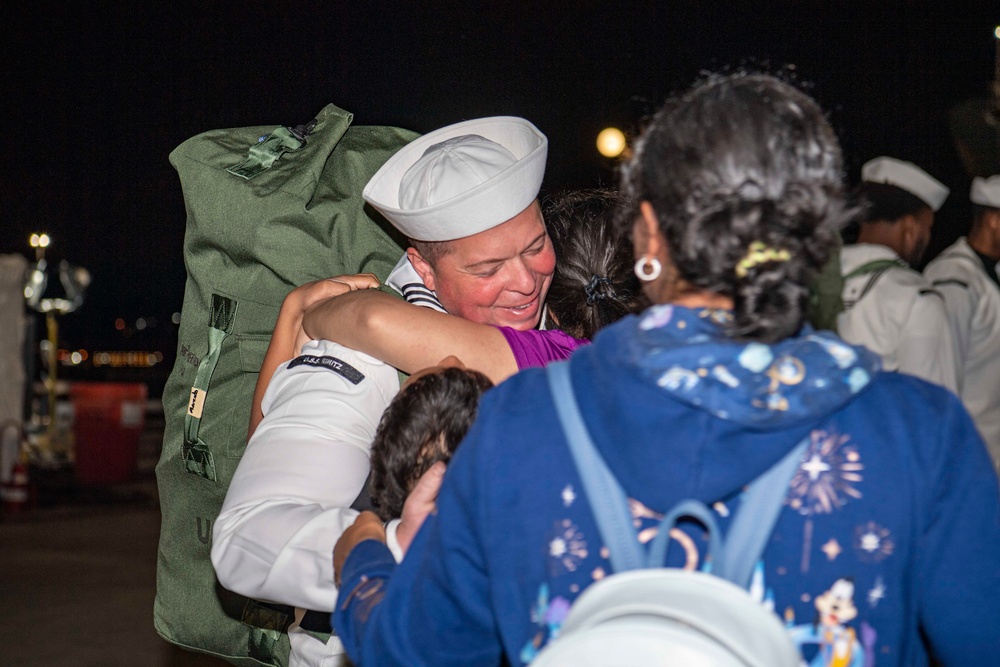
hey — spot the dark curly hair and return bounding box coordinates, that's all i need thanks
[620,72,856,342]
[369,367,494,521]
[542,189,643,339]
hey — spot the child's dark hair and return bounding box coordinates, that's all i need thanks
[620,72,857,342]
[542,189,643,339]
[369,367,494,521]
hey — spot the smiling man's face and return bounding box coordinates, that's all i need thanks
[409,201,555,330]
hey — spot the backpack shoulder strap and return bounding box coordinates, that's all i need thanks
[547,360,807,589]
[548,362,725,573]
[547,361,645,573]
[842,257,908,281]
[842,258,909,310]
[711,436,809,589]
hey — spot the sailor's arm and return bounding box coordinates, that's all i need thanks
[213,341,399,611]
[896,289,960,393]
[926,271,977,389]
[303,289,517,384]
[249,274,380,438]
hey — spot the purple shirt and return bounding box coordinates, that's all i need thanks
[495,327,588,370]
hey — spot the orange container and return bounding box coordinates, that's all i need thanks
[69,382,148,485]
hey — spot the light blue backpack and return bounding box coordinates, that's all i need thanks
[531,361,803,667]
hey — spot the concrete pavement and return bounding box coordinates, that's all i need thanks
[0,406,228,667]
[0,502,227,667]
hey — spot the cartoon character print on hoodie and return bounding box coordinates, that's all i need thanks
[522,305,896,666]
[334,302,1000,667]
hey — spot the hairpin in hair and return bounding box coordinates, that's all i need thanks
[585,275,615,304]
[734,241,791,278]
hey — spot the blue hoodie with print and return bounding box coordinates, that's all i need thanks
[335,305,1000,667]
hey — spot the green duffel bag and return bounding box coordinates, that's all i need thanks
[806,237,845,334]
[154,104,418,665]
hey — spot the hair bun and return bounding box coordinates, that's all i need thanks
[620,72,855,342]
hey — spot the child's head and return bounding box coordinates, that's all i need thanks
[542,189,643,340]
[370,359,494,521]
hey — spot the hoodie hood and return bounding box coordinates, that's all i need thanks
[622,304,881,428]
[561,304,884,508]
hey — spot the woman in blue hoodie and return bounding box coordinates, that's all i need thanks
[333,72,1000,667]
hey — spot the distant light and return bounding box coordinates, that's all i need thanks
[171,312,181,325]
[70,352,83,365]
[136,317,147,331]
[995,25,1000,40]
[92,350,162,368]
[29,233,51,248]
[115,318,126,331]
[597,127,627,158]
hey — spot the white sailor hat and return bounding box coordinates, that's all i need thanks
[363,117,548,242]
[861,156,950,211]
[970,175,1000,208]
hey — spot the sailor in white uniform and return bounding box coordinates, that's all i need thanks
[211,118,554,666]
[838,156,958,392]
[924,175,1000,473]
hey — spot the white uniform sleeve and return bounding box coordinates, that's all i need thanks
[932,282,975,377]
[925,259,977,395]
[212,340,400,612]
[895,290,960,394]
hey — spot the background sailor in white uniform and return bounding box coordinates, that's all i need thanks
[925,174,1000,473]
[838,156,958,392]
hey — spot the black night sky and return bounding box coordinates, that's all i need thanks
[3,1,998,388]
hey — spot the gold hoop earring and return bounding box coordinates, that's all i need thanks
[634,257,662,282]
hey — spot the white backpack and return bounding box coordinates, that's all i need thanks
[532,361,803,667]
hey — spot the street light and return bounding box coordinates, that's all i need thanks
[596,127,628,159]
[24,233,90,443]
[29,233,50,248]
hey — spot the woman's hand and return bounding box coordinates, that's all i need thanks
[288,273,381,316]
[293,275,380,352]
[395,461,447,553]
[333,511,386,587]
[248,273,381,438]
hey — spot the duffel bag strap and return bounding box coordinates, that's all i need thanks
[241,599,333,635]
[226,125,309,180]
[182,294,237,481]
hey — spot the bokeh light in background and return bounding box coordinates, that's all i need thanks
[596,127,627,158]
[29,233,51,248]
